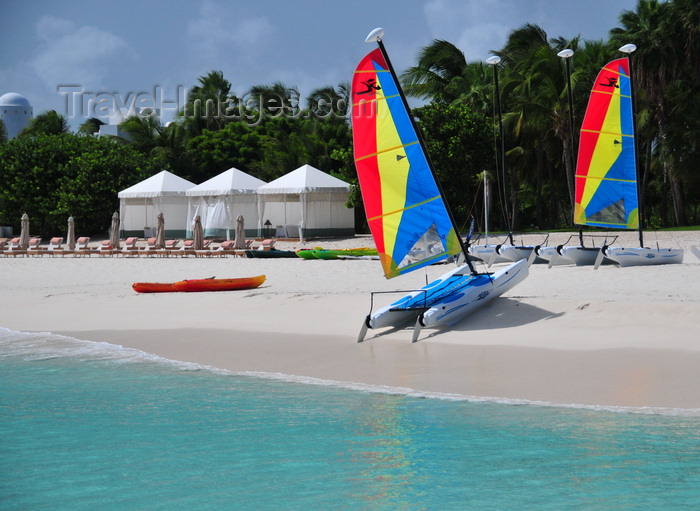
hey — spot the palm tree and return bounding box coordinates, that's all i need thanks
[248,82,301,118]
[118,114,164,153]
[306,83,350,118]
[609,0,691,225]
[400,39,469,104]
[182,70,238,134]
[494,25,579,228]
[78,117,105,135]
[19,110,70,136]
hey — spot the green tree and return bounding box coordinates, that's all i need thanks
[19,110,70,137]
[0,134,158,236]
[413,103,493,228]
[78,117,105,135]
[497,25,583,229]
[306,83,350,117]
[181,70,238,135]
[609,0,699,225]
[401,39,470,104]
[248,82,301,118]
[0,118,7,144]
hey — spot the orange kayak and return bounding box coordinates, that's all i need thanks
[132,282,176,293]
[133,275,266,293]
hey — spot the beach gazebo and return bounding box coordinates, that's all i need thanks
[185,167,265,239]
[118,170,195,238]
[256,164,354,238]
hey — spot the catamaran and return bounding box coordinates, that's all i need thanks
[575,46,683,267]
[352,28,529,342]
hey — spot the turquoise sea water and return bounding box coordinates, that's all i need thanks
[1,328,699,510]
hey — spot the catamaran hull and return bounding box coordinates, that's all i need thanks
[535,246,571,267]
[559,246,603,266]
[602,246,684,266]
[365,259,529,333]
[497,245,542,264]
[468,245,510,264]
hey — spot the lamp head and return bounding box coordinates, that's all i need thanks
[365,28,385,43]
[619,43,637,54]
[557,49,574,59]
[485,56,501,66]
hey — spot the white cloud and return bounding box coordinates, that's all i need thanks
[187,1,274,65]
[31,16,136,91]
[424,0,524,61]
[423,0,636,61]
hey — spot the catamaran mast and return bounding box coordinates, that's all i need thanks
[486,56,513,245]
[620,43,644,248]
[370,30,477,275]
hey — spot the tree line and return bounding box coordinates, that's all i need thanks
[1,0,696,239]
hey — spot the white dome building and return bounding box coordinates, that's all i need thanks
[0,92,33,139]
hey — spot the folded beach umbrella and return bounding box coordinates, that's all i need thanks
[234,215,246,249]
[67,216,76,251]
[193,215,204,250]
[19,213,29,249]
[109,211,120,249]
[155,212,165,249]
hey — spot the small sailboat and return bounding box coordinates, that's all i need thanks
[566,46,682,268]
[352,28,529,342]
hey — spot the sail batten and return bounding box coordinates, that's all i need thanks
[351,47,462,279]
[574,57,639,230]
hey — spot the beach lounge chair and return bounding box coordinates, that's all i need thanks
[141,237,158,256]
[45,236,64,256]
[213,240,235,256]
[0,238,13,256]
[3,238,25,257]
[156,239,178,257]
[121,237,139,256]
[27,237,43,256]
[259,239,275,251]
[73,236,92,256]
[178,239,195,256]
[98,240,114,256]
[194,239,213,257]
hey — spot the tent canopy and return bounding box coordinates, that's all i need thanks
[185,167,266,238]
[257,164,350,194]
[186,167,265,196]
[256,164,354,238]
[118,170,196,237]
[118,170,195,198]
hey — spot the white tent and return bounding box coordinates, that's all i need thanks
[118,170,195,237]
[185,167,266,239]
[256,164,354,239]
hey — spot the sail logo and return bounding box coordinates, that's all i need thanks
[599,77,619,89]
[356,79,381,95]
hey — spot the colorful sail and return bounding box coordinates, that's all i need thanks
[574,57,639,229]
[351,48,462,279]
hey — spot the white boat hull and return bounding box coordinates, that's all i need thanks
[535,245,572,267]
[602,246,684,266]
[468,244,510,264]
[559,246,603,266]
[497,245,542,264]
[363,259,529,339]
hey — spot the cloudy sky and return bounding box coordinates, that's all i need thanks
[1,0,637,129]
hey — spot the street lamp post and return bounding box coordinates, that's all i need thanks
[486,55,512,244]
[619,43,643,248]
[557,48,578,240]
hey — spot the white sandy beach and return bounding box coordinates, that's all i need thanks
[2,230,699,412]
